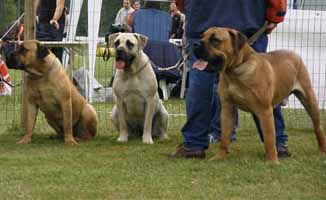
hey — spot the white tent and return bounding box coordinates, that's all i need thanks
[64,0,102,102]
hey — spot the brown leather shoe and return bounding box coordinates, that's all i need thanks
[169,144,206,159]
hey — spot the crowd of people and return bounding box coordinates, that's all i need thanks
[113,0,185,39]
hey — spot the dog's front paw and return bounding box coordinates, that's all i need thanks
[16,136,31,144]
[142,135,154,144]
[117,135,128,142]
[65,138,78,145]
[209,150,228,161]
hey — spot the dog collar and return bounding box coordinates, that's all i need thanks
[129,59,150,75]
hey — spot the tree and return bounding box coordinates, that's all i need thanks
[0,0,20,32]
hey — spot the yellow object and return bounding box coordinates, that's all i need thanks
[96,47,116,57]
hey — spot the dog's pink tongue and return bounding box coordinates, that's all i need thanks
[193,60,208,71]
[115,61,126,69]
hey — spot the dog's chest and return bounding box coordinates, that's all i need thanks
[114,77,152,114]
[29,84,61,113]
[219,78,255,112]
[114,75,153,98]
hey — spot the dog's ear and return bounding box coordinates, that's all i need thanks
[37,42,50,60]
[229,30,247,54]
[133,33,148,50]
[108,33,119,48]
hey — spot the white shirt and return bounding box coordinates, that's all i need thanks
[114,7,134,25]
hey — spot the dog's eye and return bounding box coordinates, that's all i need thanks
[126,40,134,50]
[210,37,221,47]
[114,40,120,48]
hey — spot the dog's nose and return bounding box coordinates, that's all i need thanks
[116,48,124,55]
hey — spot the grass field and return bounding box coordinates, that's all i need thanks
[1,56,326,199]
[0,117,326,199]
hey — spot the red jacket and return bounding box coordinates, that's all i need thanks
[266,0,287,23]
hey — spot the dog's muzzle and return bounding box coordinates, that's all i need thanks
[115,48,134,70]
[5,53,25,70]
[193,41,223,73]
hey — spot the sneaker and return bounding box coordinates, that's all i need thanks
[208,134,220,143]
[169,144,206,159]
[277,144,292,158]
[208,133,236,144]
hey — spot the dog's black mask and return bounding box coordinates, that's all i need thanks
[193,41,224,73]
[5,53,25,70]
[115,48,135,68]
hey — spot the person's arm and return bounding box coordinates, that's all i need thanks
[50,0,65,29]
[16,24,24,41]
[265,0,287,33]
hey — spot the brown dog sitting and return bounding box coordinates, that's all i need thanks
[5,40,98,145]
[193,27,326,164]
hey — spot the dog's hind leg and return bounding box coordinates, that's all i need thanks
[293,86,326,153]
[74,104,98,140]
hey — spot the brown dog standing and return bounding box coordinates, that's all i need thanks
[5,40,98,145]
[193,27,326,163]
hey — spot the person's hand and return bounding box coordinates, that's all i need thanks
[265,21,277,34]
[50,19,59,29]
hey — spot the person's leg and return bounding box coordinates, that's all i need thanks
[36,23,64,61]
[252,105,288,146]
[181,62,216,150]
[251,34,290,157]
[170,38,216,158]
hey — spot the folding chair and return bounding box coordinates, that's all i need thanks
[133,8,183,100]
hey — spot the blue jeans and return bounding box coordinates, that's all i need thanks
[182,35,288,151]
[36,22,65,61]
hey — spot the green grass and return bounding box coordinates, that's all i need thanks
[0,123,326,199]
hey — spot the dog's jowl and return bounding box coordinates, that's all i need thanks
[193,27,326,163]
[108,33,168,144]
[5,40,98,145]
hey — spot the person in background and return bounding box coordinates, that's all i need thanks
[63,6,69,38]
[170,0,291,159]
[114,0,134,26]
[0,56,12,96]
[127,0,141,32]
[169,1,184,39]
[36,0,66,61]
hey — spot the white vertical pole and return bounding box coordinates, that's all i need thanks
[87,0,102,102]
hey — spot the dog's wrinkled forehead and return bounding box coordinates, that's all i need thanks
[21,40,39,51]
[109,33,148,51]
[114,33,138,49]
[202,27,231,42]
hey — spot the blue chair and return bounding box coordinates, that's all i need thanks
[133,8,172,41]
[133,8,182,100]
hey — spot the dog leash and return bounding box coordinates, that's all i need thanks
[156,22,268,72]
[247,21,269,45]
[0,13,25,41]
